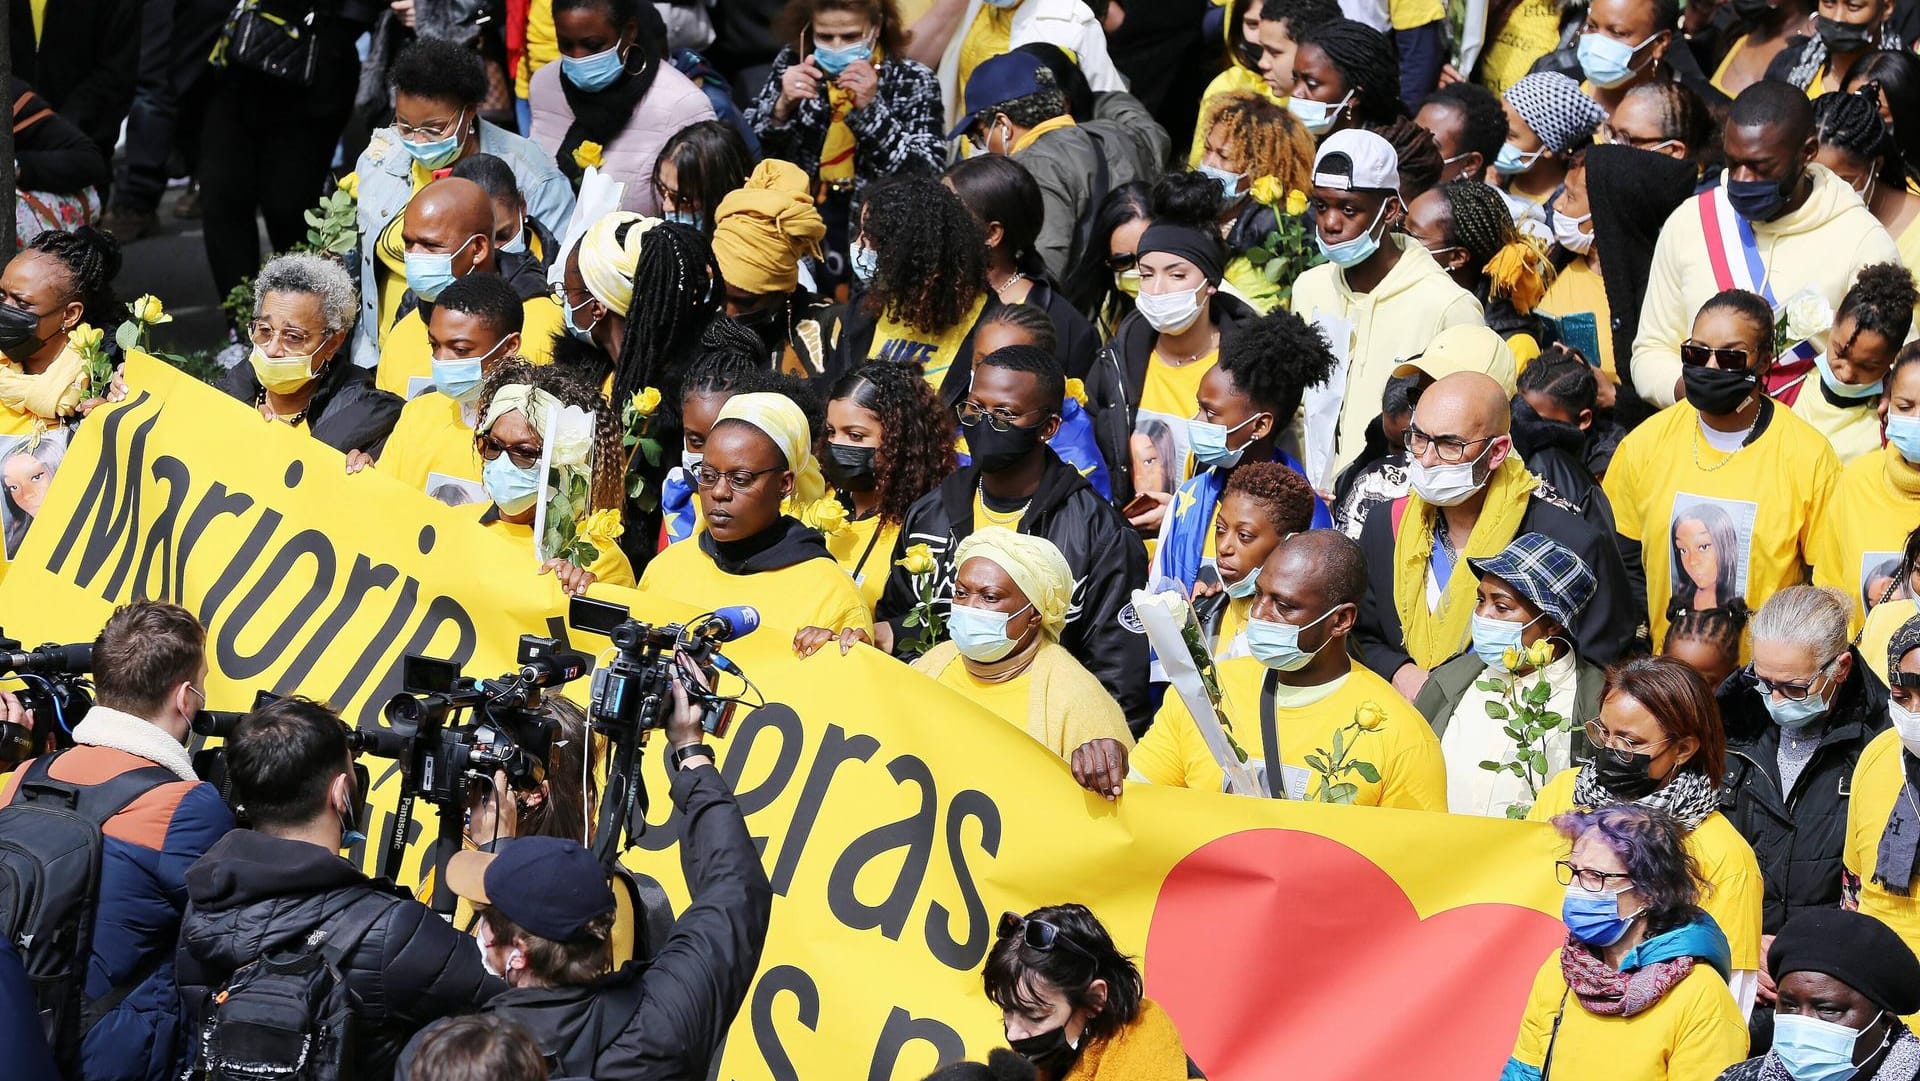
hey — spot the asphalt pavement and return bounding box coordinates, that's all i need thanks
[111,186,240,363]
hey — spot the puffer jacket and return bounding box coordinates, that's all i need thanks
[176,830,502,1081]
[746,47,946,216]
[220,351,403,456]
[529,60,715,217]
[1719,652,1889,934]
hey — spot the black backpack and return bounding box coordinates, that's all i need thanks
[0,751,177,1074]
[193,892,390,1081]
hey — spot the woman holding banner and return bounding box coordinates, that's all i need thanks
[0,227,120,437]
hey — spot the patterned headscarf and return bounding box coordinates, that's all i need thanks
[1503,73,1606,153]
[578,211,658,318]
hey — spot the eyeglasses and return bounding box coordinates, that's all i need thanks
[1680,342,1752,369]
[996,911,1095,959]
[250,320,324,354]
[1555,860,1635,893]
[1582,719,1673,756]
[694,464,781,491]
[957,401,1051,433]
[1744,658,1837,702]
[474,433,541,469]
[1596,123,1678,152]
[394,110,465,141]
[1105,252,1138,272]
[1403,423,1493,464]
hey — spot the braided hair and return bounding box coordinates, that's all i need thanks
[1662,602,1750,673]
[859,176,987,334]
[607,219,722,430]
[476,357,626,511]
[1836,262,1918,350]
[1517,347,1599,414]
[826,361,957,524]
[1375,116,1444,195]
[28,227,122,330]
[1437,180,1553,312]
[977,302,1058,355]
[1814,88,1905,195]
[1619,82,1717,165]
[1297,19,1406,129]
[681,317,823,431]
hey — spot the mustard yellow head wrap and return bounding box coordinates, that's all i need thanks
[953,527,1074,639]
[711,160,825,296]
[713,392,825,507]
[578,211,659,318]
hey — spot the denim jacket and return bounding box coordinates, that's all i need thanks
[351,120,576,367]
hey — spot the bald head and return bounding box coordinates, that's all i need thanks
[1272,529,1368,608]
[1413,371,1510,442]
[404,178,497,273]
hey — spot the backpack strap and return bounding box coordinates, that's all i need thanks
[313,892,394,971]
[17,751,180,828]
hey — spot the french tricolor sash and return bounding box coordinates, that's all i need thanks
[1697,187,1819,405]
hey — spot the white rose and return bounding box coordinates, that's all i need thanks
[1135,587,1192,627]
[1783,290,1834,342]
[548,405,596,468]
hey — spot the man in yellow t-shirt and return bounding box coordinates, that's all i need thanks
[1131,529,1447,810]
[1844,614,1920,974]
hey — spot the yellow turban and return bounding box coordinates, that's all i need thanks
[578,211,658,318]
[953,527,1074,639]
[710,160,825,296]
[713,392,825,507]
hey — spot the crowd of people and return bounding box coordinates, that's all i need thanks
[5,0,1920,1076]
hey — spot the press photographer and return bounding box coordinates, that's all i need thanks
[398,648,773,1081]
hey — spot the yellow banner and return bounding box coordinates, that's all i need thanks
[0,354,1571,1080]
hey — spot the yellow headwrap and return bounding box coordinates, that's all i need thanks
[711,161,825,296]
[578,211,659,318]
[713,392,825,507]
[953,527,1074,640]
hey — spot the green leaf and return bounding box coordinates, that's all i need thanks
[1325,782,1359,804]
[1526,682,1553,706]
[1478,759,1503,771]
[1263,258,1286,283]
[1502,725,1522,741]
[1484,701,1509,720]
[640,439,662,469]
[1247,246,1273,263]
[1351,761,1380,783]
[903,610,923,627]
[1529,749,1550,774]
[1331,727,1345,758]
[1505,805,1530,820]
[1304,754,1329,772]
[1474,679,1501,693]
[114,321,142,353]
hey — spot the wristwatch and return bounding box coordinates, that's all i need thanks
[670,743,714,770]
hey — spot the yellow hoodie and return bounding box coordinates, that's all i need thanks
[1289,236,1484,475]
[1631,165,1900,408]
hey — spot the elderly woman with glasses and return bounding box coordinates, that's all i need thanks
[1528,656,1768,1012]
[983,904,1200,1080]
[220,253,402,455]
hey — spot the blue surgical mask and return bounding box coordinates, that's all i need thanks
[1471,611,1543,669]
[1315,198,1395,269]
[432,336,509,403]
[948,601,1033,662]
[1196,162,1245,200]
[498,215,528,255]
[1244,605,1340,671]
[1815,351,1884,399]
[1888,414,1920,463]
[561,43,629,92]
[1494,142,1545,175]
[404,234,481,303]
[663,209,703,229]
[1225,566,1261,600]
[814,38,873,77]
[1576,30,1657,89]
[850,240,880,283]
[401,111,468,170]
[562,294,601,343]
[1189,412,1268,470]
[1772,1011,1882,1081]
[483,451,542,515]
[1764,690,1831,731]
[1561,884,1643,947]
[1286,91,1351,135]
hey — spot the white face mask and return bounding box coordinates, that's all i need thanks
[1135,280,1208,333]
[1407,444,1494,506]
[1552,206,1594,255]
[1892,700,1920,758]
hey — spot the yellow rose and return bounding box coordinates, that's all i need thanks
[1524,640,1556,669]
[897,543,936,576]
[132,294,170,325]
[631,386,662,417]
[1285,189,1309,216]
[1501,646,1522,672]
[1354,701,1387,731]
[805,498,850,535]
[1064,378,1088,407]
[1250,175,1283,206]
[69,324,103,352]
[573,141,604,170]
[579,508,625,548]
[338,171,360,200]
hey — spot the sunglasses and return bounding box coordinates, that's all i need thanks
[1680,342,1752,369]
[1105,252,1138,273]
[997,911,1096,959]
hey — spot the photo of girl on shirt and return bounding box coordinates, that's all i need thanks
[1668,495,1757,618]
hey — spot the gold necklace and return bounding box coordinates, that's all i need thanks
[1690,413,1757,473]
[1157,328,1219,366]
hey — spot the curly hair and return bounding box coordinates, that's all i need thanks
[27,226,121,329]
[1224,459,1316,533]
[605,219,723,434]
[826,361,956,524]
[389,38,489,105]
[1551,804,1705,938]
[1151,170,1226,231]
[1297,18,1406,129]
[1421,82,1507,166]
[1201,91,1315,192]
[984,904,1145,1045]
[1814,88,1904,193]
[775,0,911,58]
[858,177,987,334]
[476,357,625,512]
[1375,116,1444,195]
[1837,261,1918,351]
[1219,308,1338,419]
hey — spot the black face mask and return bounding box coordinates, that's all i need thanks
[1681,364,1760,416]
[823,440,878,492]
[1593,745,1663,800]
[1815,14,1878,53]
[1010,1025,1084,1077]
[0,303,45,355]
[964,415,1048,473]
[1724,170,1801,222]
[1730,0,1775,20]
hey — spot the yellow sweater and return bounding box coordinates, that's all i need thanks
[914,640,1133,760]
[1289,237,1483,474]
[1791,381,1885,465]
[1529,768,1766,972]
[1812,448,1920,629]
[1601,401,1840,653]
[1504,948,1748,1081]
[1132,657,1447,810]
[1845,727,1920,979]
[378,392,483,503]
[1631,165,1900,408]
[375,296,563,399]
[637,534,873,639]
[1537,257,1615,382]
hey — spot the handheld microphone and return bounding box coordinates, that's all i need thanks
[2,642,92,676]
[693,606,761,643]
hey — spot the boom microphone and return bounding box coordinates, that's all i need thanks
[2,642,93,675]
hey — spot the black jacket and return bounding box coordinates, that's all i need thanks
[1087,292,1256,507]
[176,830,501,1081]
[1510,397,1617,537]
[1353,485,1638,680]
[876,448,1152,732]
[1719,653,1889,934]
[220,352,404,455]
[7,0,138,160]
[401,764,772,1081]
[1029,277,1100,382]
[10,79,108,195]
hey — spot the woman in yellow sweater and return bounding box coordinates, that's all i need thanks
[0,228,119,438]
[1791,262,1914,463]
[1814,351,1920,628]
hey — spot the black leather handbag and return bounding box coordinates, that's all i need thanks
[218,0,320,86]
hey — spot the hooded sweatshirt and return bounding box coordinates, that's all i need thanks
[637,516,872,639]
[1288,236,1484,477]
[1631,164,1900,409]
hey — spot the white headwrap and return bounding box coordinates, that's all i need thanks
[578,211,659,318]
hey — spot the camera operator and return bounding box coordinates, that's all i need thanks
[175,697,501,1080]
[0,600,233,1081]
[400,652,773,1081]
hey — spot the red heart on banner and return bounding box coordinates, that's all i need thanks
[1145,828,1563,1080]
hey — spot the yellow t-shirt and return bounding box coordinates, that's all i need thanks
[375,295,564,399]
[638,533,873,639]
[825,514,901,612]
[377,392,484,504]
[475,506,637,587]
[1213,593,1251,659]
[1136,348,1216,489]
[934,656,1034,730]
[1538,257,1615,381]
[1529,768,1766,972]
[1476,0,1561,95]
[1601,402,1840,654]
[873,294,988,390]
[956,3,1017,94]
[1846,726,1920,1012]
[373,163,438,349]
[972,488,1027,532]
[1505,949,1748,1081]
[1792,380,1885,465]
[1131,658,1447,810]
[1812,448,1920,629]
[0,402,38,439]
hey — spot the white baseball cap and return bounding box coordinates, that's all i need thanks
[1312,129,1400,193]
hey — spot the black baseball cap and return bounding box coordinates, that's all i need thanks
[446,836,615,943]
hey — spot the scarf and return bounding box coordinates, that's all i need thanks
[1873,745,1920,895]
[1757,1030,1920,1081]
[1560,938,1694,1017]
[0,345,87,429]
[1886,446,1920,499]
[1391,455,1538,669]
[557,55,660,187]
[1062,998,1191,1081]
[72,704,197,781]
[1571,762,1721,830]
[820,80,856,183]
[1786,23,1904,91]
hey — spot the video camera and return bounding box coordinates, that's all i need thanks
[189,691,381,831]
[0,632,95,767]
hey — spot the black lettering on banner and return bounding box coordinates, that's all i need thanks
[718,705,805,859]
[274,554,403,696]
[748,964,818,1081]
[770,723,879,895]
[330,575,421,728]
[351,595,479,726]
[130,455,190,601]
[215,528,339,680]
[170,482,256,607]
[196,505,285,628]
[925,788,1001,971]
[47,399,159,594]
[868,1007,965,1081]
[825,754,936,940]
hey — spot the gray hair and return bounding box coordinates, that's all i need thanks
[1751,585,1852,663]
[252,253,358,334]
